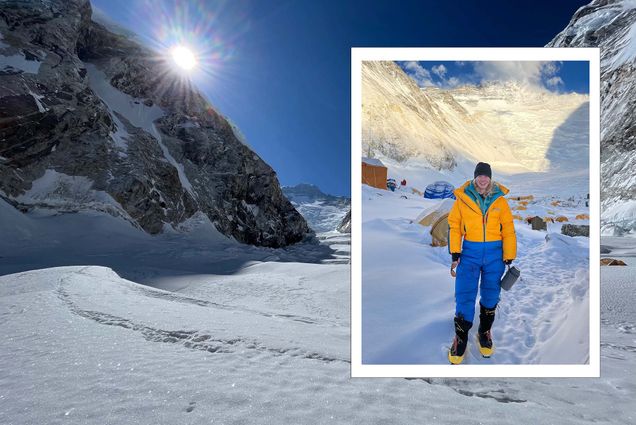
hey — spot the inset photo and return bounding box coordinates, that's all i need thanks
[351,48,600,378]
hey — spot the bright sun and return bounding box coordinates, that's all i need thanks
[171,45,197,71]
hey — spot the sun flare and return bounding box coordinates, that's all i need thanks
[171,45,197,71]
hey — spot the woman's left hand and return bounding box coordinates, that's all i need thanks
[450,259,460,277]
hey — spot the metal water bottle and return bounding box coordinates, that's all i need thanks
[500,265,520,291]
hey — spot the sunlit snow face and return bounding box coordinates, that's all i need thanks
[475,175,491,189]
[171,45,197,71]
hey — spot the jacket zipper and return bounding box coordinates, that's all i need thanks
[483,211,489,242]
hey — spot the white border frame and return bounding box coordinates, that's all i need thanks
[351,48,601,378]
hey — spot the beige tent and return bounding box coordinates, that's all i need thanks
[415,198,455,226]
[430,215,450,247]
[414,198,455,246]
[362,157,387,190]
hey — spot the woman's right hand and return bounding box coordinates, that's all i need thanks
[450,258,460,277]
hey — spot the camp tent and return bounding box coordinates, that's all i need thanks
[424,181,455,199]
[430,214,450,247]
[415,198,455,226]
[414,198,455,246]
[362,157,388,190]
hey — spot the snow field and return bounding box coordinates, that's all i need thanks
[1,257,634,423]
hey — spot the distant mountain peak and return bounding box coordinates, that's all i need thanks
[282,184,350,233]
[284,183,324,195]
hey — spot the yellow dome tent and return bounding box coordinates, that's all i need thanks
[413,198,455,246]
[430,214,451,247]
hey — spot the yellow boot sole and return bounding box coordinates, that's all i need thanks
[476,335,495,357]
[448,349,465,365]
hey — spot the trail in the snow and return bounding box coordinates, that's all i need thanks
[54,266,350,364]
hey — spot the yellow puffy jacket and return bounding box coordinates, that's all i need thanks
[448,180,517,260]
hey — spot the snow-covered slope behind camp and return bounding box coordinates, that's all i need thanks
[362,61,589,175]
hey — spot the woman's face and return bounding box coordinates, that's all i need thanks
[475,175,491,190]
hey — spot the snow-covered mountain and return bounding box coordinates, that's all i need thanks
[547,0,636,236]
[282,184,350,233]
[0,0,311,247]
[362,61,589,175]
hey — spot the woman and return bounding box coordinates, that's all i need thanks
[447,162,516,364]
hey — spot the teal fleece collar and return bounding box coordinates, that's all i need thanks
[465,181,504,215]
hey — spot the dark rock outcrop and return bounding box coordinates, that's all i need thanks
[529,216,547,231]
[561,224,590,237]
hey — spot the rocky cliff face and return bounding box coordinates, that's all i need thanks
[547,0,636,235]
[0,0,312,247]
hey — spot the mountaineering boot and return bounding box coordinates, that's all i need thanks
[477,303,497,357]
[448,316,472,365]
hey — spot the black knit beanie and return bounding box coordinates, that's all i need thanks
[474,162,492,179]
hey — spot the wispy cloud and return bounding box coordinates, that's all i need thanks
[431,64,447,78]
[446,76,461,87]
[542,61,560,77]
[400,61,565,92]
[402,62,465,89]
[546,76,564,87]
[473,61,564,90]
[401,61,435,87]
[473,61,543,85]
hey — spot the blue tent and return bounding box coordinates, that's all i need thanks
[424,181,456,199]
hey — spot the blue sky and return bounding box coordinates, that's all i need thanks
[90,0,589,197]
[398,61,589,93]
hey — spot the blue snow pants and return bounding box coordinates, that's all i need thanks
[455,240,506,323]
